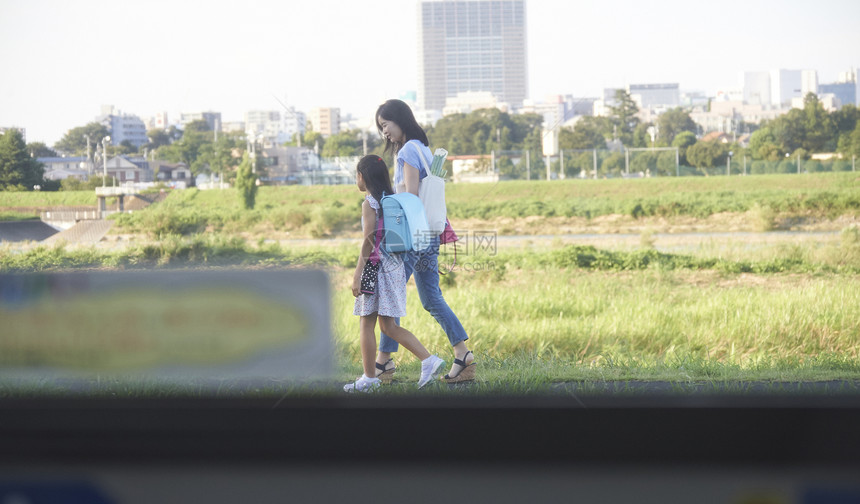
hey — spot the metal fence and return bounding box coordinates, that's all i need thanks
[258,151,857,186]
[488,149,857,180]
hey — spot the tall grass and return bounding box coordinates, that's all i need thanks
[445,172,860,220]
[4,228,859,274]
[0,234,358,272]
[332,268,860,380]
[111,187,362,238]
[5,172,855,233]
[0,191,97,207]
[3,233,857,384]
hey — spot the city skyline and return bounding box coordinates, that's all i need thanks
[1,0,859,147]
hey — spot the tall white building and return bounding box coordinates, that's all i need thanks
[521,95,565,130]
[443,91,506,115]
[770,69,817,107]
[146,112,169,131]
[308,108,340,137]
[743,71,772,106]
[98,106,148,148]
[282,107,306,143]
[245,111,282,144]
[418,0,528,112]
[628,83,680,109]
[180,112,222,132]
[801,70,818,97]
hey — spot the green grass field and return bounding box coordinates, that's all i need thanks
[1,172,858,396]
[4,172,855,235]
[1,231,858,395]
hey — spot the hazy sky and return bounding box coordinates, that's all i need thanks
[2,0,859,146]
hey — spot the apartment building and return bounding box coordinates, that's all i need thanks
[308,107,340,137]
[418,0,528,112]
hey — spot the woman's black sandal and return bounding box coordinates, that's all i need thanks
[444,351,476,383]
[375,358,396,383]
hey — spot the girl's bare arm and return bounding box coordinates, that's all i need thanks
[352,200,377,296]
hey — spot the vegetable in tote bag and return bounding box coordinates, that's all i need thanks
[412,142,448,236]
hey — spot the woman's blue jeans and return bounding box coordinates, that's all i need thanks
[378,237,468,353]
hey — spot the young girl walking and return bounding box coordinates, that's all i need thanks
[345,155,445,393]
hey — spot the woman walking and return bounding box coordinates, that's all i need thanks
[373,99,476,384]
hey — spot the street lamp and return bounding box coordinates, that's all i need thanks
[83,134,92,173]
[101,136,111,187]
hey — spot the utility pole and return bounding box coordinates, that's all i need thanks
[83,135,92,173]
[559,149,565,180]
[102,136,110,187]
[525,150,530,180]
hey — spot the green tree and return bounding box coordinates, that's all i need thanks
[116,140,137,155]
[657,108,697,146]
[672,131,697,166]
[559,119,606,150]
[770,108,806,154]
[748,127,782,160]
[27,142,57,158]
[656,150,677,176]
[195,132,244,181]
[632,123,651,148]
[428,113,469,153]
[832,104,859,137]
[235,152,258,210]
[686,140,727,175]
[608,90,639,146]
[427,109,542,155]
[567,151,595,177]
[322,129,372,157]
[157,127,211,172]
[801,93,833,152]
[54,122,111,156]
[630,150,657,173]
[601,152,625,176]
[0,129,45,190]
[844,122,860,159]
[184,120,211,133]
[146,129,173,150]
[304,131,325,153]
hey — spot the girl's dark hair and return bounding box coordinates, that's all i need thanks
[376,99,429,155]
[356,155,394,205]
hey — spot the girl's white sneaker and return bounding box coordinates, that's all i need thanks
[344,375,381,393]
[418,355,445,389]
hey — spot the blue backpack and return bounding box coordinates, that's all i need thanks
[381,192,431,253]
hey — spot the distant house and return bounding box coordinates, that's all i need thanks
[450,154,499,183]
[259,146,314,185]
[151,161,192,186]
[38,156,90,181]
[700,131,731,144]
[104,156,153,183]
